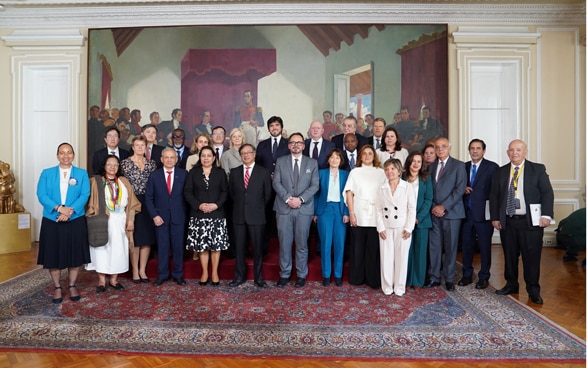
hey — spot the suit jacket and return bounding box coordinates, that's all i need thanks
[429,156,467,220]
[184,165,228,219]
[194,122,214,136]
[158,120,187,145]
[303,138,336,169]
[172,145,190,170]
[36,165,90,221]
[272,155,319,216]
[375,179,416,233]
[464,158,499,222]
[91,147,130,175]
[332,132,369,151]
[144,167,188,225]
[490,160,554,229]
[314,168,349,217]
[255,136,289,174]
[229,164,272,225]
[415,176,433,229]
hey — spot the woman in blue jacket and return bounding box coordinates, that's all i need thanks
[36,143,91,303]
[314,148,349,286]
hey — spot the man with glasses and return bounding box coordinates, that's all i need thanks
[211,126,228,167]
[91,127,130,175]
[170,128,190,170]
[273,133,319,288]
[228,144,273,288]
[424,137,466,291]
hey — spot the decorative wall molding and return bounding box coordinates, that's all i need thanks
[0,3,584,29]
[2,29,86,50]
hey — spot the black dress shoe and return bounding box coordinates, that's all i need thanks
[457,277,472,286]
[335,278,343,287]
[211,281,220,287]
[475,280,489,289]
[52,286,63,304]
[529,294,544,305]
[199,279,209,286]
[68,285,81,302]
[96,285,106,293]
[153,278,166,286]
[132,279,141,284]
[229,280,244,287]
[254,281,269,288]
[109,282,125,290]
[141,277,150,284]
[445,282,455,291]
[322,278,330,287]
[295,278,306,288]
[422,281,441,288]
[277,278,289,287]
[173,278,186,286]
[495,285,519,295]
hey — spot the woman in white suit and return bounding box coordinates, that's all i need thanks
[376,158,416,296]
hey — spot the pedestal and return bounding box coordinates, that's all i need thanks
[0,212,31,254]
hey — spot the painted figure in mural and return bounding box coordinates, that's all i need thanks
[234,90,266,147]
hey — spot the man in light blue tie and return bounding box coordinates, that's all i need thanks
[458,139,498,290]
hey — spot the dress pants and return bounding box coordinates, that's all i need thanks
[461,210,493,281]
[379,228,412,296]
[316,202,346,279]
[155,222,184,279]
[500,216,543,295]
[349,226,380,288]
[406,227,428,287]
[233,223,265,282]
[276,211,312,279]
[428,217,461,283]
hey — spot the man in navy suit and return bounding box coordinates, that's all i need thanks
[367,117,386,150]
[458,139,498,290]
[303,120,336,169]
[170,128,190,170]
[145,148,188,286]
[273,132,319,288]
[332,116,368,151]
[228,144,273,288]
[424,137,467,291]
[91,127,130,175]
[255,116,289,175]
[490,139,554,305]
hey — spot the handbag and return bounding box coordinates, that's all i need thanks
[86,175,109,247]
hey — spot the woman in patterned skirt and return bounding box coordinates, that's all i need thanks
[184,146,229,286]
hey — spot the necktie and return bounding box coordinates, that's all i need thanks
[166,171,172,195]
[376,139,381,149]
[146,146,151,160]
[272,138,278,159]
[437,161,445,182]
[215,148,220,166]
[244,166,250,189]
[110,150,115,156]
[349,153,355,169]
[506,166,519,216]
[312,142,319,160]
[293,158,300,196]
[176,149,181,159]
[470,164,477,186]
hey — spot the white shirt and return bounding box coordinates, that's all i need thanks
[309,138,323,158]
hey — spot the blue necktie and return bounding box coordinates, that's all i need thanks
[470,164,477,186]
[349,153,355,169]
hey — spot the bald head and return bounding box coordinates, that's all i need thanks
[308,120,324,140]
[507,139,528,166]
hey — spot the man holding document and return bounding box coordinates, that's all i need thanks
[490,139,554,305]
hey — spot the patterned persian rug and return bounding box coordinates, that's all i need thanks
[0,268,584,362]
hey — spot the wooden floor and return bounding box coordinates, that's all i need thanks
[0,243,584,368]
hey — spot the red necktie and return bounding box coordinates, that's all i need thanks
[244,166,250,189]
[146,146,151,160]
[166,171,172,194]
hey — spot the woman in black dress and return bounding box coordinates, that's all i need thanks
[36,143,91,303]
[184,146,229,286]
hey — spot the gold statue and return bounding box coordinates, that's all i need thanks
[0,161,24,213]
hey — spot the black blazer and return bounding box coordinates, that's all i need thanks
[303,139,336,169]
[332,132,369,151]
[184,165,228,219]
[463,158,498,222]
[229,164,272,225]
[174,145,190,170]
[255,136,289,174]
[490,160,554,229]
[91,147,130,175]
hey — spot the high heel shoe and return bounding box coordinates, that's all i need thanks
[199,279,209,286]
[52,286,63,304]
[211,281,220,287]
[68,285,81,302]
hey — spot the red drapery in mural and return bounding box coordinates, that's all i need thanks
[100,55,113,110]
[181,49,277,141]
[399,33,448,138]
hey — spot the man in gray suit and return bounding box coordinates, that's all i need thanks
[424,137,467,291]
[273,132,319,288]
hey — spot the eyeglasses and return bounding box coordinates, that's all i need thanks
[240,151,254,156]
[289,141,304,146]
[106,134,119,139]
[172,135,185,139]
[106,163,119,167]
[435,145,449,149]
[212,133,225,137]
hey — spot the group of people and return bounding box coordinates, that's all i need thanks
[39,110,553,305]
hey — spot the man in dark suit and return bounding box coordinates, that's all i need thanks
[228,143,273,288]
[458,139,499,290]
[273,132,319,288]
[141,124,164,168]
[490,139,554,305]
[302,120,336,169]
[91,126,130,174]
[210,126,229,167]
[367,117,386,150]
[255,116,289,175]
[332,116,368,151]
[145,148,188,286]
[170,128,190,170]
[424,137,467,291]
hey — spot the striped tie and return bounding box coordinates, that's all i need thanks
[244,166,250,189]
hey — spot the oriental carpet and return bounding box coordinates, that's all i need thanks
[0,268,584,362]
